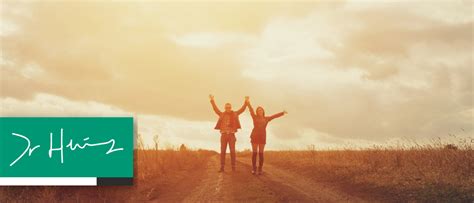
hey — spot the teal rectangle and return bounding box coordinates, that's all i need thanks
[0,117,133,178]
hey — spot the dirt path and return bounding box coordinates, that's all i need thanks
[177,155,368,202]
[2,154,368,202]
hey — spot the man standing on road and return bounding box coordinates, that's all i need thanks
[209,94,248,172]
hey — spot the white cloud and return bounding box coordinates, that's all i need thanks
[20,63,44,79]
[0,19,20,36]
[239,10,356,85]
[0,93,130,116]
[400,1,473,24]
[0,1,31,36]
[344,0,472,21]
[169,32,255,48]
[237,2,473,142]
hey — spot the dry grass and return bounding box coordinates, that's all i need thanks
[135,148,215,182]
[0,148,216,202]
[1,136,472,202]
[240,141,474,202]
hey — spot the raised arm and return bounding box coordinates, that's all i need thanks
[235,96,249,115]
[209,95,222,116]
[267,110,287,122]
[248,102,256,118]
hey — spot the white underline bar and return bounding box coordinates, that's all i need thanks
[0,177,97,186]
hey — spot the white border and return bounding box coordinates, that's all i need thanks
[0,177,97,186]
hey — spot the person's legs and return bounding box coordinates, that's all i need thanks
[229,133,236,171]
[258,144,266,173]
[251,143,258,173]
[220,133,228,171]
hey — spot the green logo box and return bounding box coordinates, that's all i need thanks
[0,117,133,184]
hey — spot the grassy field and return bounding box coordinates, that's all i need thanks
[0,149,216,202]
[1,141,472,202]
[239,143,474,202]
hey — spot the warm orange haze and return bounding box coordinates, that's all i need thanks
[0,0,473,202]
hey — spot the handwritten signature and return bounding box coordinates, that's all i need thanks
[10,128,124,167]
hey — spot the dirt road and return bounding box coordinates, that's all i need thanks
[149,155,367,202]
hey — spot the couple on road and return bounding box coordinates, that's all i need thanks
[209,95,287,175]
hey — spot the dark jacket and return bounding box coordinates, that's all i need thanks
[210,100,247,131]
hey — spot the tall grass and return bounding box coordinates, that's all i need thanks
[0,136,216,202]
[248,138,474,202]
[1,134,472,202]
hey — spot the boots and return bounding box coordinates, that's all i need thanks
[258,152,264,174]
[252,152,257,175]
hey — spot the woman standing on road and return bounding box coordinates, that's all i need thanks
[247,100,287,175]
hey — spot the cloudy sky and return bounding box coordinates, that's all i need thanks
[1,0,472,151]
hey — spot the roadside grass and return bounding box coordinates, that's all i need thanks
[239,139,473,202]
[1,136,472,202]
[0,148,215,202]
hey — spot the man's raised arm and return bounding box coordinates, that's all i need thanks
[209,94,222,116]
[236,96,249,115]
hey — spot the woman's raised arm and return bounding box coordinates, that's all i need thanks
[267,110,287,121]
[248,102,256,118]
